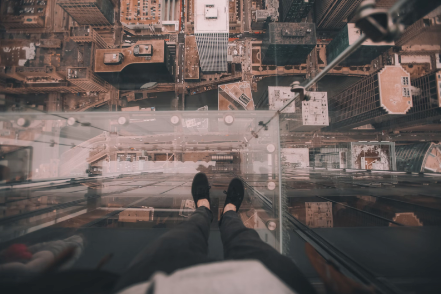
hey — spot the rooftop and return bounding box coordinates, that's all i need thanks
[268,86,295,113]
[267,22,316,45]
[378,65,413,114]
[94,40,165,73]
[67,68,89,79]
[184,36,200,80]
[0,40,36,67]
[120,0,162,27]
[218,81,254,110]
[0,0,47,28]
[70,26,93,37]
[194,0,229,34]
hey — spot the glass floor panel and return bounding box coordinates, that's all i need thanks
[1,111,441,292]
[0,111,282,258]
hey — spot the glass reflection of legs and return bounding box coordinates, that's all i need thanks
[113,207,214,292]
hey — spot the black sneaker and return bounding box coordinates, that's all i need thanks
[223,178,244,212]
[191,172,211,207]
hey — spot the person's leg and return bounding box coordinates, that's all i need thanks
[113,206,214,292]
[220,211,316,294]
[114,173,214,292]
[219,179,317,294]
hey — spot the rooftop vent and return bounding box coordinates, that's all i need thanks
[205,5,217,19]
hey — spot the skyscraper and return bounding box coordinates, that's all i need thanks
[194,0,229,72]
[396,142,441,173]
[373,71,441,131]
[70,26,110,49]
[280,0,315,22]
[396,6,441,47]
[94,41,174,84]
[326,23,394,66]
[67,68,109,92]
[314,0,363,29]
[218,82,254,110]
[0,0,46,30]
[327,61,413,130]
[261,22,316,66]
[58,0,114,26]
[289,91,329,131]
[268,86,296,113]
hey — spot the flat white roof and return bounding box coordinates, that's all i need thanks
[194,0,229,33]
[268,86,295,113]
[302,92,329,127]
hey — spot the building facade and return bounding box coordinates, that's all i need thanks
[194,0,229,72]
[314,0,363,29]
[280,0,315,22]
[326,23,394,66]
[373,71,441,131]
[396,142,441,173]
[67,67,109,92]
[70,26,109,49]
[0,0,47,30]
[396,6,441,47]
[327,62,413,130]
[261,22,316,66]
[58,0,114,26]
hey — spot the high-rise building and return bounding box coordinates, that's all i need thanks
[314,0,363,29]
[327,61,413,130]
[218,82,254,110]
[396,6,441,47]
[70,26,109,49]
[251,0,279,30]
[121,0,167,31]
[184,36,200,81]
[58,0,114,26]
[290,91,329,131]
[373,71,441,131]
[67,68,109,92]
[0,1,47,30]
[261,23,316,66]
[396,142,441,173]
[280,0,315,22]
[268,86,296,113]
[95,41,171,72]
[326,23,394,66]
[194,0,229,72]
[94,41,173,84]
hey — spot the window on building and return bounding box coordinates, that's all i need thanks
[402,76,409,86]
[402,87,410,97]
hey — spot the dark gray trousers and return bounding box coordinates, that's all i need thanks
[113,207,316,294]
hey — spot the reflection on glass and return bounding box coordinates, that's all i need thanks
[1,0,441,292]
